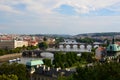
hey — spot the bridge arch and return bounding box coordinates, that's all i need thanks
[73,45,78,49]
[80,45,85,49]
[66,44,70,49]
[87,45,92,49]
[94,45,99,48]
[59,45,63,49]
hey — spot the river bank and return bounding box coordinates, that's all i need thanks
[0,53,22,62]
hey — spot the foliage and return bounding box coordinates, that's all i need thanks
[38,42,48,50]
[43,58,52,67]
[0,63,28,80]
[53,52,80,68]
[76,37,94,43]
[55,37,64,44]
[43,37,47,41]
[59,62,120,80]
[25,45,38,50]
[58,74,74,80]
[0,74,18,80]
[73,62,120,80]
[53,52,95,69]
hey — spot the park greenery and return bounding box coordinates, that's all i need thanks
[58,62,120,80]
[0,63,29,80]
[43,58,52,67]
[42,52,95,69]
[76,37,94,43]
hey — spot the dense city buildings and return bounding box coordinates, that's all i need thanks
[0,33,120,80]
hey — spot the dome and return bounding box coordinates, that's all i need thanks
[107,44,120,52]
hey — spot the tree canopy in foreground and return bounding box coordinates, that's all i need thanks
[59,62,120,80]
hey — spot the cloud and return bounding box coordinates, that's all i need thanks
[0,0,120,34]
[0,5,22,14]
[0,0,120,15]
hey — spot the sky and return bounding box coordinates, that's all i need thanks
[0,0,120,35]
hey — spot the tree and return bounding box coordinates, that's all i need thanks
[59,62,120,80]
[0,63,29,80]
[73,62,120,80]
[55,37,64,44]
[38,42,48,50]
[53,52,79,68]
[43,58,52,67]
[43,37,47,41]
[0,74,18,80]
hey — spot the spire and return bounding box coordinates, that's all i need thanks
[112,36,115,44]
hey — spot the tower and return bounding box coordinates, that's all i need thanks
[112,36,115,44]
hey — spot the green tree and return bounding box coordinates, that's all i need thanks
[43,37,47,41]
[53,52,79,68]
[0,74,18,80]
[76,37,94,44]
[55,37,64,44]
[43,58,52,67]
[73,62,120,80]
[0,63,28,80]
[38,42,48,50]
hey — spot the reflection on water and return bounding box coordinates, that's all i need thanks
[41,52,54,58]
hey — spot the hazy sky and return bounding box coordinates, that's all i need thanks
[0,0,120,35]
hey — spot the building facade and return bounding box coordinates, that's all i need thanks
[0,40,28,49]
[106,37,120,56]
[106,37,120,62]
[95,47,106,61]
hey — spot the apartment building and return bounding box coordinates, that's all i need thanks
[0,40,28,49]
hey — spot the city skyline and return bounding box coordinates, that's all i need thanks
[0,0,120,35]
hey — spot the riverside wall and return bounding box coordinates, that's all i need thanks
[0,53,22,62]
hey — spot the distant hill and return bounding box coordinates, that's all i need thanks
[75,32,120,37]
[30,34,72,38]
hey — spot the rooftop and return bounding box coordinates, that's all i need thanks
[26,60,44,66]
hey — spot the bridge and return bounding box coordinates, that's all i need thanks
[54,42,103,49]
[22,49,91,57]
[22,40,103,57]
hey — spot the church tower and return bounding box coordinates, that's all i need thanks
[112,36,115,44]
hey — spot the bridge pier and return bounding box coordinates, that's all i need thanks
[63,44,66,48]
[70,44,73,49]
[84,44,87,49]
[77,44,80,49]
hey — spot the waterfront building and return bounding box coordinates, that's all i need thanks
[95,47,106,61]
[106,37,120,62]
[95,37,120,62]
[28,41,38,46]
[26,60,44,68]
[0,40,28,49]
[26,60,44,73]
[106,37,120,56]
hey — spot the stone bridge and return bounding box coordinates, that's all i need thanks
[54,42,103,49]
[23,42,103,57]
[22,50,86,57]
